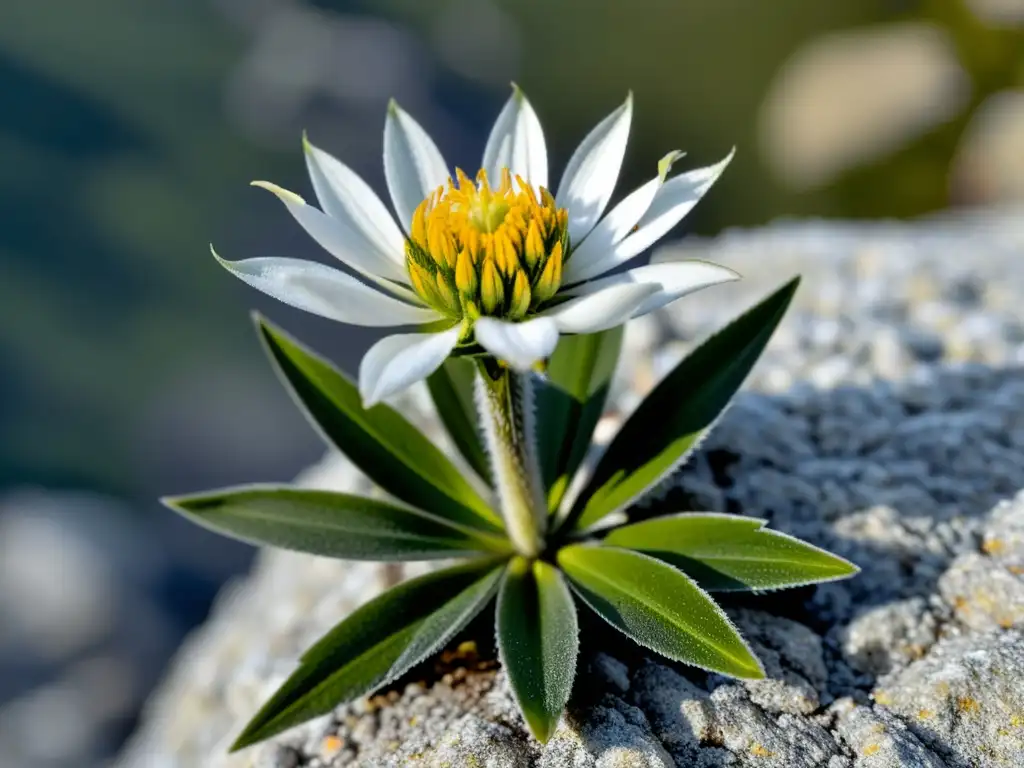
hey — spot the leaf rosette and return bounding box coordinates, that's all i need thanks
[168,89,859,751]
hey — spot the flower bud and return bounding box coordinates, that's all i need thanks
[480,258,505,314]
[532,241,562,305]
[524,220,545,273]
[509,270,532,320]
[428,221,457,269]
[408,261,443,309]
[495,232,520,277]
[455,249,478,296]
[410,198,429,249]
[434,273,459,314]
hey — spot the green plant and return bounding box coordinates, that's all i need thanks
[167,88,858,749]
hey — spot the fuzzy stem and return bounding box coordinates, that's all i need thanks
[475,361,546,558]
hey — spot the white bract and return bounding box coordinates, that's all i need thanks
[215,87,737,406]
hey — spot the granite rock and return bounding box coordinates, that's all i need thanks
[118,209,1024,767]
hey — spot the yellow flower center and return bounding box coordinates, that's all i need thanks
[405,167,569,324]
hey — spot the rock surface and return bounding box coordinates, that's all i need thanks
[118,208,1024,767]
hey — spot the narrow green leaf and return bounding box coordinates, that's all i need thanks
[537,328,623,513]
[426,358,492,484]
[547,326,623,402]
[557,544,764,679]
[497,557,578,743]
[256,316,501,533]
[602,513,859,591]
[232,557,506,750]
[565,278,799,532]
[164,485,509,561]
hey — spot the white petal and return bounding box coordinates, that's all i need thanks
[612,149,734,265]
[565,150,683,284]
[252,182,418,301]
[359,326,461,407]
[541,283,658,335]
[482,84,548,190]
[383,100,450,234]
[474,317,559,371]
[555,93,633,244]
[212,249,441,327]
[562,261,739,318]
[303,136,406,267]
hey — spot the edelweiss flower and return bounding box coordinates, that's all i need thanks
[215,86,737,406]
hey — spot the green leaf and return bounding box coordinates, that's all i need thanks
[231,557,506,750]
[497,557,578,743]
[256,316,501,533]
[164,485,509,561]
[537,328,623,513]
[426,358,492,485]
[557,544,764,679]
[602,513,859,591]
[564,278,799,532]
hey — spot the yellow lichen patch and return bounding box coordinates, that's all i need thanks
[1009,565,1024,576]
[863,743,881,756]
[918,708,935,720]
[873,690,892,706]
[750,743,774,757]
[1010,715,1024,727]
[957,696,981,715]
[405,168,568,324]
[982,538,1006,555]
[907,643,927,660]
[321,735,343,756]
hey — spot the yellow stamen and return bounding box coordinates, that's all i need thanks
[480,258,505,314]
[524,220,545,272]
[455,249,477,296]
[427,220,456,269]
[434,273,459,313]
[533,241,562,305]
[410,199,429,248]
[495,231,519,277]
[509,271,531,320]
[403,165,568,322]
[408,261,443,309]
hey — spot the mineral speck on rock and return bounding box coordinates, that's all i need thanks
[839,598,940,676]
[875,630,1024,767]
[832,703,947,768]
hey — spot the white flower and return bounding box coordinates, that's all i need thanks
[215,86,738,406]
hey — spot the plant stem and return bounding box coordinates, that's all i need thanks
[476,360,546,558]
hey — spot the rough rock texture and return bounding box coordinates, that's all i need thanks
[118,208,1024,767]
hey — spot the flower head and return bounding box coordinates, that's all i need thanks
[405,167,568,322]
[215,86,738,406]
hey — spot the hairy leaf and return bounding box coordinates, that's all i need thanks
[537,328,623,513]
[164,485,509,561]
[558,544,763,679]
[497,557,578,743]
[231,557,506,750]
[564,278,799,532]
[256,316,501,533]
[426,358,492,484]
[603,513,858,591]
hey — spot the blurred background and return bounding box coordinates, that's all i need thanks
[0,0,1021,766]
